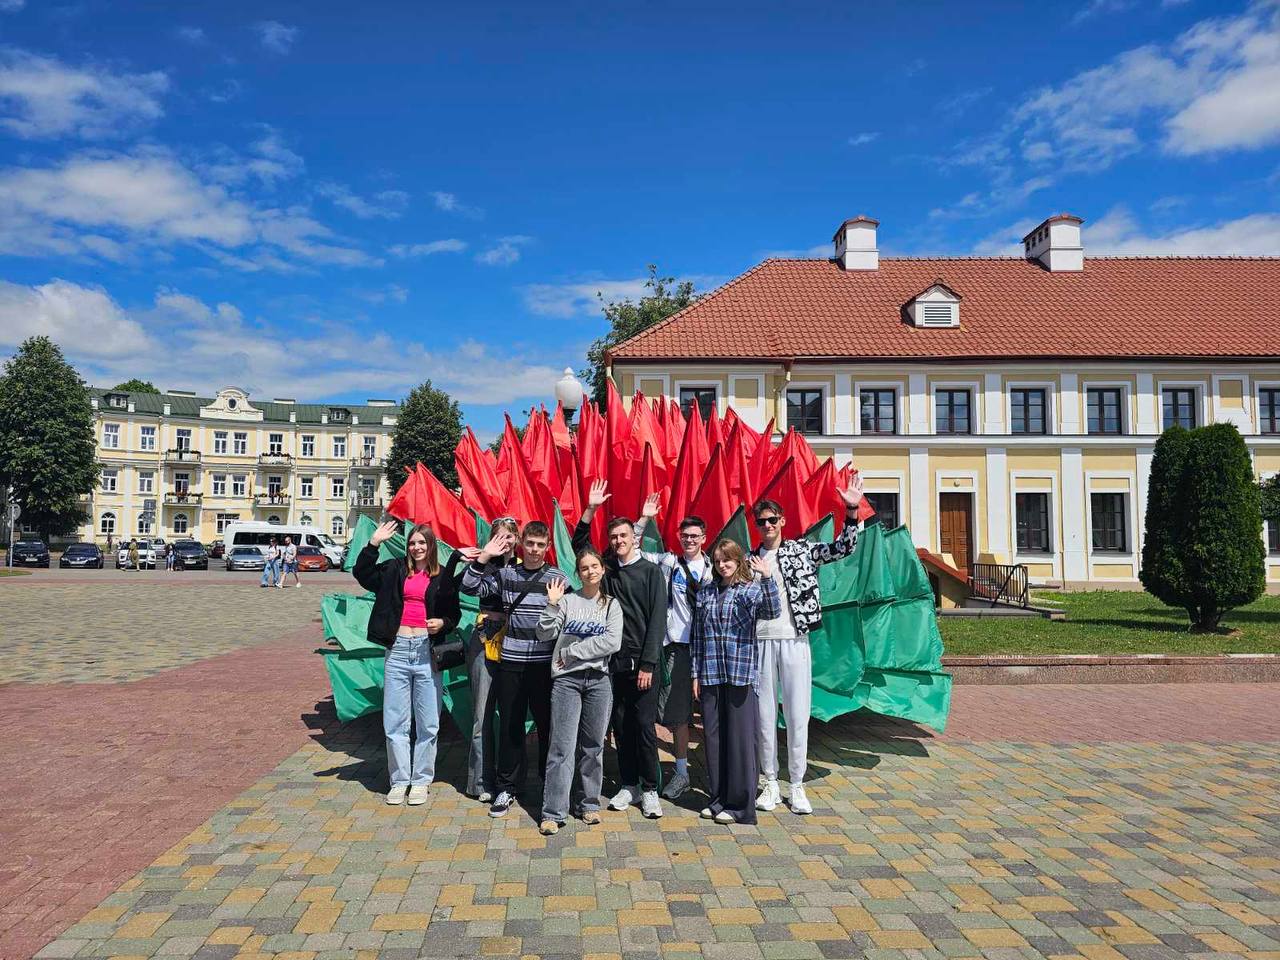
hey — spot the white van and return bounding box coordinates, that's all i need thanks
[224,521,345,569]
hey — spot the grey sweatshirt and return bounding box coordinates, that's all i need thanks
[536,592,623,678]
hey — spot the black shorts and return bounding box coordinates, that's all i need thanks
[657,643,694,727]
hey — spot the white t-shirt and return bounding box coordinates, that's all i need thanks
[666,554,709,645]
[282,543,297,563]
[755,547,796,640]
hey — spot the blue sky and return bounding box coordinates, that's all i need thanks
[1,0,1278,440]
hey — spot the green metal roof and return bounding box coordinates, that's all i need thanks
[90,388,400,425]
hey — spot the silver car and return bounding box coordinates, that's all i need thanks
[225,546,267,571]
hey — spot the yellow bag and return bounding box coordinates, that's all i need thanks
[478,614,504,663]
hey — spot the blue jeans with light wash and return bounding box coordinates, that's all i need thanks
[260,559,279,586]
[383,634,444,788]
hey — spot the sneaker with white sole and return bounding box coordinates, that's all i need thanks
[608,786,637,811]
[477,791,493,804]
[641,791,663,819]
[407,784,429,806]
[714,810,736,824]
[385,784,408,805]
[756,778,781,811]
[699,807,714,819]
[788,783,812,815]
[488,791,513,817]
[661,771,690,800]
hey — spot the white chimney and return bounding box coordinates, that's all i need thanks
[833,216,879,270]
[1023,213,1084,272]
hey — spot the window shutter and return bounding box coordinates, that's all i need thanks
[920,302,956,326]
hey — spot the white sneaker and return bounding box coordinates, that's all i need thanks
[662,771,690,800]
[641,791,663,819]
[477,791,493,804]
[714,810,736,824]
[386,784,408,805]
[407,784,429,806]
[756,779,781,811]
[608,786,637,811]
[788,783,812,815]
[699,807,714,819]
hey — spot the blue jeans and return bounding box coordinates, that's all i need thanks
[383,634,443,787]
[260,559,279,586]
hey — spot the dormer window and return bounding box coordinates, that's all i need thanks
[329,407,349,423]
[105,392,128,409]
[908,281,961,328]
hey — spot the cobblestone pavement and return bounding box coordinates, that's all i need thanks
[4,579,1280,960]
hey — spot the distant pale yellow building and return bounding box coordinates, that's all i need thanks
[609,212,1280,588]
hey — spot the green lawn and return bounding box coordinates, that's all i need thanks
[940,590,1280,656]
[0,568,31,577]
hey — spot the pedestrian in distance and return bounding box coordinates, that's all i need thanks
[354,520,461,806]
[279,535,300,588]
[574,480,668,820]
[165,542,176,572]
[261,537,280,588]
[751,475,864,816]
[536,548,623,835]
[128,539,139,572]
[693,539,779,825]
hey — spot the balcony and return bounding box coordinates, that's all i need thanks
[349,455,385,470]
[164,491,204,506]
[258,453,294,468]
[350,494,384,510]
[163,449,202,464]
[253,493,292,508]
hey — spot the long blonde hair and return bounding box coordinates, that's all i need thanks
[711,538,752,586]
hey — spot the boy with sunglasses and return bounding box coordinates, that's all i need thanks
[751,475,864,815]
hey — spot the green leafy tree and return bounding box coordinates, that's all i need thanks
[0,337,100,540]
[112,379,160,394]
[581,265,699,409]
[1259,473,1280,529]
[1141,423,1264,631]
[386,380,462,493]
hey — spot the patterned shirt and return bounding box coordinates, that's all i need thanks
[691,576,781,687]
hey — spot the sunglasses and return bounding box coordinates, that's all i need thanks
[754,515,781,529]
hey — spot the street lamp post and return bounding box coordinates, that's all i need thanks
[555,367,585,432]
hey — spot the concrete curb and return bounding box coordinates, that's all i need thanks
[942,653,1280,684]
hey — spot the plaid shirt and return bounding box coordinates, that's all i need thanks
[690,576,780,687]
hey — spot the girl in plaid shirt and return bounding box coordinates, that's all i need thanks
[691,539,780,825]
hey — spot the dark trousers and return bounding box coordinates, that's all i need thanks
[612,669,659,792]
[492,661,553,794]
[702,683,759,824]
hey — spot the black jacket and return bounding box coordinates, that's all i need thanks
[353,544,462,649]
[572,520,667,673]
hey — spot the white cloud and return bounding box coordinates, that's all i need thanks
[432,190,483,218]
[0,48,168,139]
[521,274,721,318]
[254,21,299,54]
[389,239,467,257]
[972,208,1280,256]
[176,26,206,44]
[0,0,26,13]
[204,79,243,103]
[354,284,409,304]
[0,279,151,356]
[476,235,532,266]
[317,182,409,219]
[1072,0,1135,25]
[847,132,879,146]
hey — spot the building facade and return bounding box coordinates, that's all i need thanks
[609,213,1280,588]
[74,386,399,546]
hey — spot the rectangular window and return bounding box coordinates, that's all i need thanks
[300,476,314,498]
[1261,389,1280,435]
[1010,389,1047,435]
[268,432,284,455]
[173,472,190,494]
[1087,388,1124,435]
[331,476,346,499]
[231,474,247,497]
[678,386,717,421]
[175,428,192,451]
[1090,492,1128,553]
[212,474,227,496]
[363,435,377,458]
[1270,522,1280,555]
[333,436,347,458]
[1162,388,1197,430]
[233,432,248,455]
[785,389,824,436]
[103,423,120,449]
[1015,492,1051,553]
[301,434,315,457]
[216,513,239,534]
[100,469,118,492]
[139,425,156,451]
[213,431,228,454]
[859,389,897,435]
[935,389,971,435]
[137,470,154,494]
[267,475,283,495]
[864,492,900,529]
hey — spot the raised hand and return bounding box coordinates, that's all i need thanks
[457,546,482,562]
[641,492,661,520]
[480,529,516,561]
[546,578,566,605]
[840,472,865,509]
[369,520,399,546]
[588,479,610,509]
[748,554,774,579]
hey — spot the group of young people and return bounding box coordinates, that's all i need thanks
[352,474,864,831]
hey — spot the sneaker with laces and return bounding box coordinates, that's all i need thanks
[661,770,690,800]
[539,820,560,835]
[407,784,429,805]
[581,810,601,825]
[608,786,636,811]
[788,783,812,815]
[714,810,736,824]
[488,791,514,817]
[756,778,781,811]
[641,791,663,819]
[385,784,408,805]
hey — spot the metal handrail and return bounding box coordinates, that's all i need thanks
[968,562,1030,608]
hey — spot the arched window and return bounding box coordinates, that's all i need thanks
[137,514,151,534]
[300,514,313,525]
[331,515,345,537]
[268,515,282,525]
[173,513,188,535]
[99,512,116,535]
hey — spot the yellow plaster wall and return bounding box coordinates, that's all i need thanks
[1025,562,1055,580]
[1092,563,1136,579]
[929,452,989,555]
[638,378,664,399]
[1082,450,1137,473]
[1007,449,1061,472]
[1089,477,1131,491]
[1219,378,1245,409]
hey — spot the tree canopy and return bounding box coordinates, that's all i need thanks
[386,380,462,493]
[112,379,161,394]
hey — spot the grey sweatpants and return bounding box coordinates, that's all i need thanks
[464,626,496,797]
[541,669,612,823]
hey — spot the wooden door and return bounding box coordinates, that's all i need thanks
[939,493,974,572]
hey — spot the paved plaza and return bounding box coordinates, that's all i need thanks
[2,575,1279,960]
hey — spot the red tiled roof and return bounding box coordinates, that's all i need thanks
[610,256,1280,361]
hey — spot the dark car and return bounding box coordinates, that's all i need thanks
[171,540,209,570]
[225,546,266,572]
[207,539,225,559]
[59,542,104,569]
[11,540,50,567]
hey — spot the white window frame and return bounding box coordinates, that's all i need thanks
[137,470,154,494]
[783,381,828,437]
[139,425,157,451]
[216,513,239,534]
[231,474,247,497]
[930,380,982,437]
[212,474,227,496]
[100,469,118,493]
[332,435,347,458]
[173,471,191,493]
[1084,472,1138,576]
[1082,380,1131,436]
[175,428,193,451]
[673,380,721,419]
[213,431,228,454]
[1156,380,1207,432]
[331,476,346,499]
[362,435,377,458]
[301,434,315,458]
[99,511,117,535]
[300,476,314,498]
[172,513,189,535]
[137,514,151,535]
[102,423,121,449]
[233,432,248,455]
[267,475,283,495]
[1254,381,1280,436]
[331,515,346,537]
[1005,381,1056,437]
[1010,482,1057,566]
[933,470,979,560]
[854,381,904,437]
[268,432,284,455]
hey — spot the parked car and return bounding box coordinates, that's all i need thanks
[295,545,330,572]
[207,540,225,559]
[10,540,50,567]
[225,546,266,572]
[171,540,209,570]
[116,539,158,569]
[59,542,104,569]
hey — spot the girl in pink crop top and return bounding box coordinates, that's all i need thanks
[400,570,432,628]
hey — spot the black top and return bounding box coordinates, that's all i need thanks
[572,520,667,673]
[353,545,463,649]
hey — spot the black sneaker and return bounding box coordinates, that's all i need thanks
[488,791,513,818]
